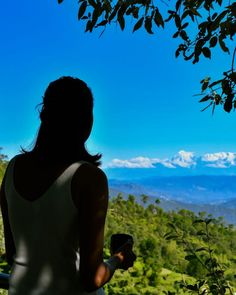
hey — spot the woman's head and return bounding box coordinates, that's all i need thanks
[23,76,101,166]
[40,76,94,142]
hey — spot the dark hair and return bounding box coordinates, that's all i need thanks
[22,76,101,166]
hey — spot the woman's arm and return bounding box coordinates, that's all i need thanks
[72,164,132,292]
[0,174,16,266]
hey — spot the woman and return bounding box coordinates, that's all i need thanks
[0,76,136,295]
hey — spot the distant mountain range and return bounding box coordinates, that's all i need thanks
[108,175,236,225]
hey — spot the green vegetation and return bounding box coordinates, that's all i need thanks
[0,159,235,294]
[103,194,236,294]
[0,149,8,184]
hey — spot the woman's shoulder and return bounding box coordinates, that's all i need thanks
[74,162,107,186]
[71,162,108,205]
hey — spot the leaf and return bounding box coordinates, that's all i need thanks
[175,49,180,58]
[95,20,108,27]
[132,7,139,19]
[201,80,209,91]
[190,8,201,17]
[118,15,125,31]
[133,17,144,33]
[180,30,188,41]
[195,247,207,252]
[199,95,211,102]
[144,17,154,34]
[175,14,181,28]
[108,4,119,22]
[175,0,182,11]
[172,31,179,38]
[210,36,217,47]
[208,79,222,87]
[202,47,211,58]
[88,0,97,8]
[224,97,233,112]
[154,9,164,28]
[78,1,87,20]
[215,10,228,24]
[181,10,189,20]
[85,20,93,32]
[181,22,189,29]
[219,37,229,53]
[58,0,64,3]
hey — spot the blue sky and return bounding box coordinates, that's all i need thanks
[0,1,236,173]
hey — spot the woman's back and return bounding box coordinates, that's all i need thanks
[4,155,102,295]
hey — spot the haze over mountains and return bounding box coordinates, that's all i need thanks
[105,151,236,224]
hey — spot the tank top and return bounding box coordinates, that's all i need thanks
[4,156,105,295]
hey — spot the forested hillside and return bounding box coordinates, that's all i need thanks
[0,161,235,294]
[103,195,236,294]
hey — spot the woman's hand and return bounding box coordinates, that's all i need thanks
[113,241,136,270]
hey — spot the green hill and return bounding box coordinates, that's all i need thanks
[103,194,236,294]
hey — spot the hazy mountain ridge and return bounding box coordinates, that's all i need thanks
[108,175,236,224]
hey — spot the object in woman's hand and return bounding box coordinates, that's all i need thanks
[110,233,133,255]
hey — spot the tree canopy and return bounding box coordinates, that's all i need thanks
[58,0,235,114]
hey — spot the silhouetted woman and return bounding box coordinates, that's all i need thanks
[0,77,135,295]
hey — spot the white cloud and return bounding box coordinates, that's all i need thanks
[171,150,196,168]
[201,152,236,168]
[107,150,196,169]
[107,151,236,169]
[108,157,158,168]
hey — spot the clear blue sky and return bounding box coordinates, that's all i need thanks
[0,0,236,168]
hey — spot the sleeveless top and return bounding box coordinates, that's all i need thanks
[4,156,105,295]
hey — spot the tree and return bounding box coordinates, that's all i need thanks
[58,0,235,113]
[0,148,7,163]
[141,194,149,205]
[0,148,8,183]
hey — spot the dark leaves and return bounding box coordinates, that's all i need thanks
[202,47,211,58]
[78,1,87,20]
[154,9,164,28]
[118,15,125,31]
[224,97,233,112]
[144,17,154,34]
[210,36,217,47]
[219,37,230,53]
[133,17,144,33]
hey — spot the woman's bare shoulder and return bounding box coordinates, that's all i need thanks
[71,162,108,206]
[75,162,107,184]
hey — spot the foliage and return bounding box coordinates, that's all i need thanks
[103,195,236,294]
[0,149,8,185]
[165,218,235,294]
[57,0,235,113]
